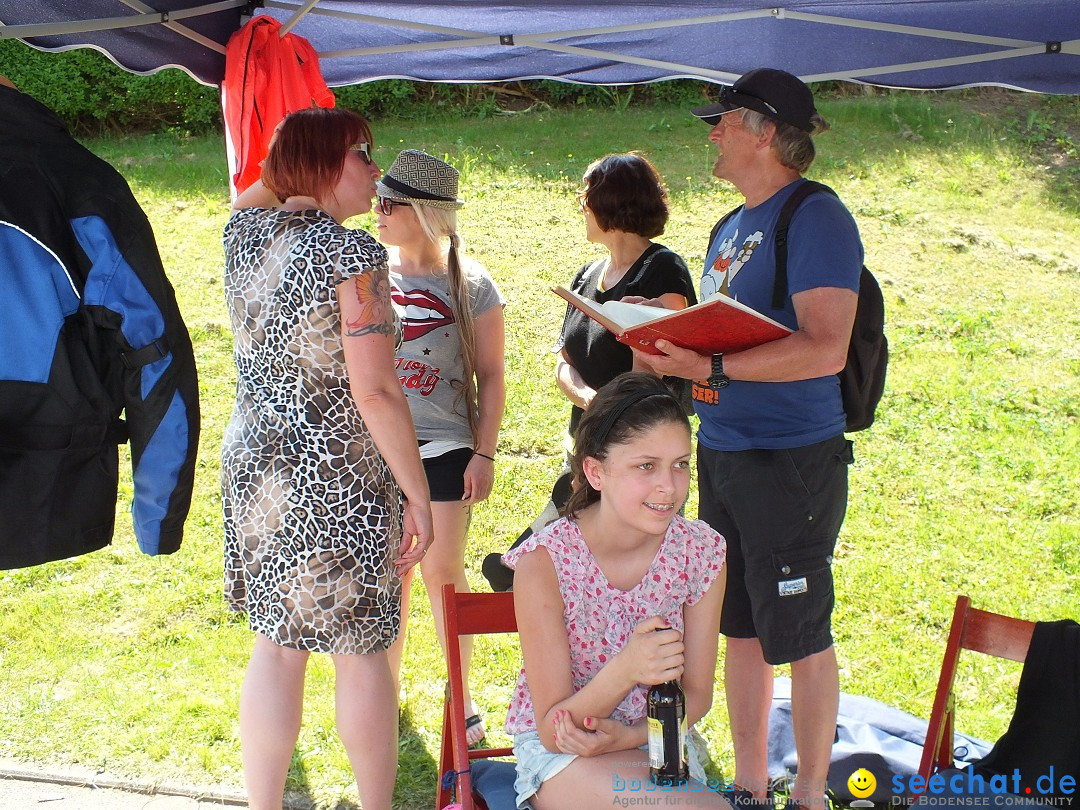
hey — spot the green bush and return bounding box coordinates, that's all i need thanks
[0,40,220,134]
[1,39,719,133]
[333,79,418,117]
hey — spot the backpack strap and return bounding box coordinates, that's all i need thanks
[708,204,743,253]
[771,180,838,310]
[120,336,170,369]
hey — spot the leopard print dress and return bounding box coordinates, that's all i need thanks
[221,207,403,654]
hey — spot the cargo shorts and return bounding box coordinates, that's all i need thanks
[697,434,853,665]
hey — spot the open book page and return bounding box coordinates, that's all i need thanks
[603,292,789,332]
[598,299,670,328]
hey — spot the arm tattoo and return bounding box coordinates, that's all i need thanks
[345,269,394,337]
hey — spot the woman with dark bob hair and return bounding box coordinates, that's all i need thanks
[222,107,433,809]
[555,152,696,441]
[487,154,698,586]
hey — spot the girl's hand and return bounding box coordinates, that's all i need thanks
[461,453,495,505]
[551,710,637,757]
[395,498,433,574]
[616,616,685,686]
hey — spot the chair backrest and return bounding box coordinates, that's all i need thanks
[918,595,1036,784]
[438,584,518,810]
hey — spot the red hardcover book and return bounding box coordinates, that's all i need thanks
[553,285,792,356]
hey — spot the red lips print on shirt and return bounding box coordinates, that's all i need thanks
[392,286,455,341]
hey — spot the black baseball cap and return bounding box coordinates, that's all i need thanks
[692,68,817,132]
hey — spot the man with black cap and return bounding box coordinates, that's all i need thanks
[636,68,861,808]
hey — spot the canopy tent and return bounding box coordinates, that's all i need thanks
[2,1,1079,94]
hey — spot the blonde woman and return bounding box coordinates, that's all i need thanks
[377,150,506,744]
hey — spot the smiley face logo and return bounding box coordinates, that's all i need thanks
[848,768,876,799]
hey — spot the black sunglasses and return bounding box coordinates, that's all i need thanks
[378,196,411,216]
[717,85,779,117]
[349,142,373,165]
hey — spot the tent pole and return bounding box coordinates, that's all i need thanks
[803,43,1062,84]
[265,0,474,37]
[0,0,246,40]
[264,1,771,41]
[113,0,225,53]
[785,10,1032,47]
[278,0,321,37]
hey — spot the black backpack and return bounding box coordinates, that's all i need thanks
[708,180,887,432]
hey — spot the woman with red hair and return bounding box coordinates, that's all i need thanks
[222,107,432,809]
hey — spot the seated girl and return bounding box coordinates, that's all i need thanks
[502,372,730,809]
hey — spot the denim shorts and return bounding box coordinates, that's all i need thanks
[511,729,708,809]
[697,434,853,665]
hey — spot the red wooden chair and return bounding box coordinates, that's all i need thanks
[917,594,1036,783]
[437,584,517,810]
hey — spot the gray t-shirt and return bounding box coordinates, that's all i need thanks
[391,264,504,446]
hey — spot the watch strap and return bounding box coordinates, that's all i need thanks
[708,353,730,390]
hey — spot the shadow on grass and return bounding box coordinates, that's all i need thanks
[395,701,440,810]
[278,702,438,810]
[283,752,332,810]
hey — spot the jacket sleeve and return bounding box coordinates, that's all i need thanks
[72,182,200,556]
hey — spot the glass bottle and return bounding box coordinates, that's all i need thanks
[647,678,688,786]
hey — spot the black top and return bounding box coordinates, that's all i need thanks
[556,243,696,435]
[972,618,1080,800]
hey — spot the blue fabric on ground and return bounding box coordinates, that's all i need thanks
[471,759,518,810]
[768,677,992,803]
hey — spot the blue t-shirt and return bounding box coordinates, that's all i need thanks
[694,179,863,451]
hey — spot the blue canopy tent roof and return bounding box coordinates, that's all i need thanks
[2,0,1078,93]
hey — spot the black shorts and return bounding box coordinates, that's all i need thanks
[697,435,853,665]
[421,446,473,502]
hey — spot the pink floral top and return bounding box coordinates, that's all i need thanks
[502,514,726,735]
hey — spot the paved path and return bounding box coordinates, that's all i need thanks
[0,760,247,809]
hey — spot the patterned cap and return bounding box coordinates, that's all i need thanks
[376,149,464,209]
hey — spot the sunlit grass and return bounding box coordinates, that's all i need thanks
[0,91,1077,808]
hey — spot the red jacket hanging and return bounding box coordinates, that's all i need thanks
[222,15,335,196]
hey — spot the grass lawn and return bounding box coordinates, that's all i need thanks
[0,89,1077,809]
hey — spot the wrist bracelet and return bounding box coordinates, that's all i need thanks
[473,451,496,462]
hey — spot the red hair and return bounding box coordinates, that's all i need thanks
[262,107,372,201]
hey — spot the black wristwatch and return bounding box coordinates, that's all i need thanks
[707,353,730,390]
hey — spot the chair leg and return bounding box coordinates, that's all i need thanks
[939,706,955,771]
[437,698,454,809]
[918,596,970,785]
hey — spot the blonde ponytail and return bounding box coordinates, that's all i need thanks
[412,206,480,443]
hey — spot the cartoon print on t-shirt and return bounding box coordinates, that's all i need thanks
[733,231,763,272]
[702,229,764,299]
[702,232,737,299]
